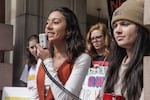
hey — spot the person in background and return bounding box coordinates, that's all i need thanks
[20,34,39,86]
[100,0,150,100]
[80,22,111,100]
[34,7,91,100]
[86,22,111,67]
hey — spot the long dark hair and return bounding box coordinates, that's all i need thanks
[104,24,150,100]
[26,35,39,66]
[50,7,85,62]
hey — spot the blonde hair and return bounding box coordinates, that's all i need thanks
[86,22,111,58]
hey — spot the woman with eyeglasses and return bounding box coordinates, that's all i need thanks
[86,22,111,68]
[80,22,111,100]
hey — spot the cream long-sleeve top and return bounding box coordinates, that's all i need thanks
[100,64,144,100]
[43,53,91,100]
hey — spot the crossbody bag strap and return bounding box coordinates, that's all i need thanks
[42,63,81,100]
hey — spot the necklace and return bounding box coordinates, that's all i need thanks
[101,56,107,66]
[123,55,129,64]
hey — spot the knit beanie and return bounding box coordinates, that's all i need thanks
[111,0,144,27]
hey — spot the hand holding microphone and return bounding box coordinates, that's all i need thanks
[37,33,51,60]
[39,33,48,49]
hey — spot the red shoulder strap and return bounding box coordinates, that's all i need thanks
[37,63,54,100]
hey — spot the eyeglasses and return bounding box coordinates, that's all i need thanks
[90,35,103,43]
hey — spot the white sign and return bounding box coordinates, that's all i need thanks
[2,87,31,100]
[80,66,108,100]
